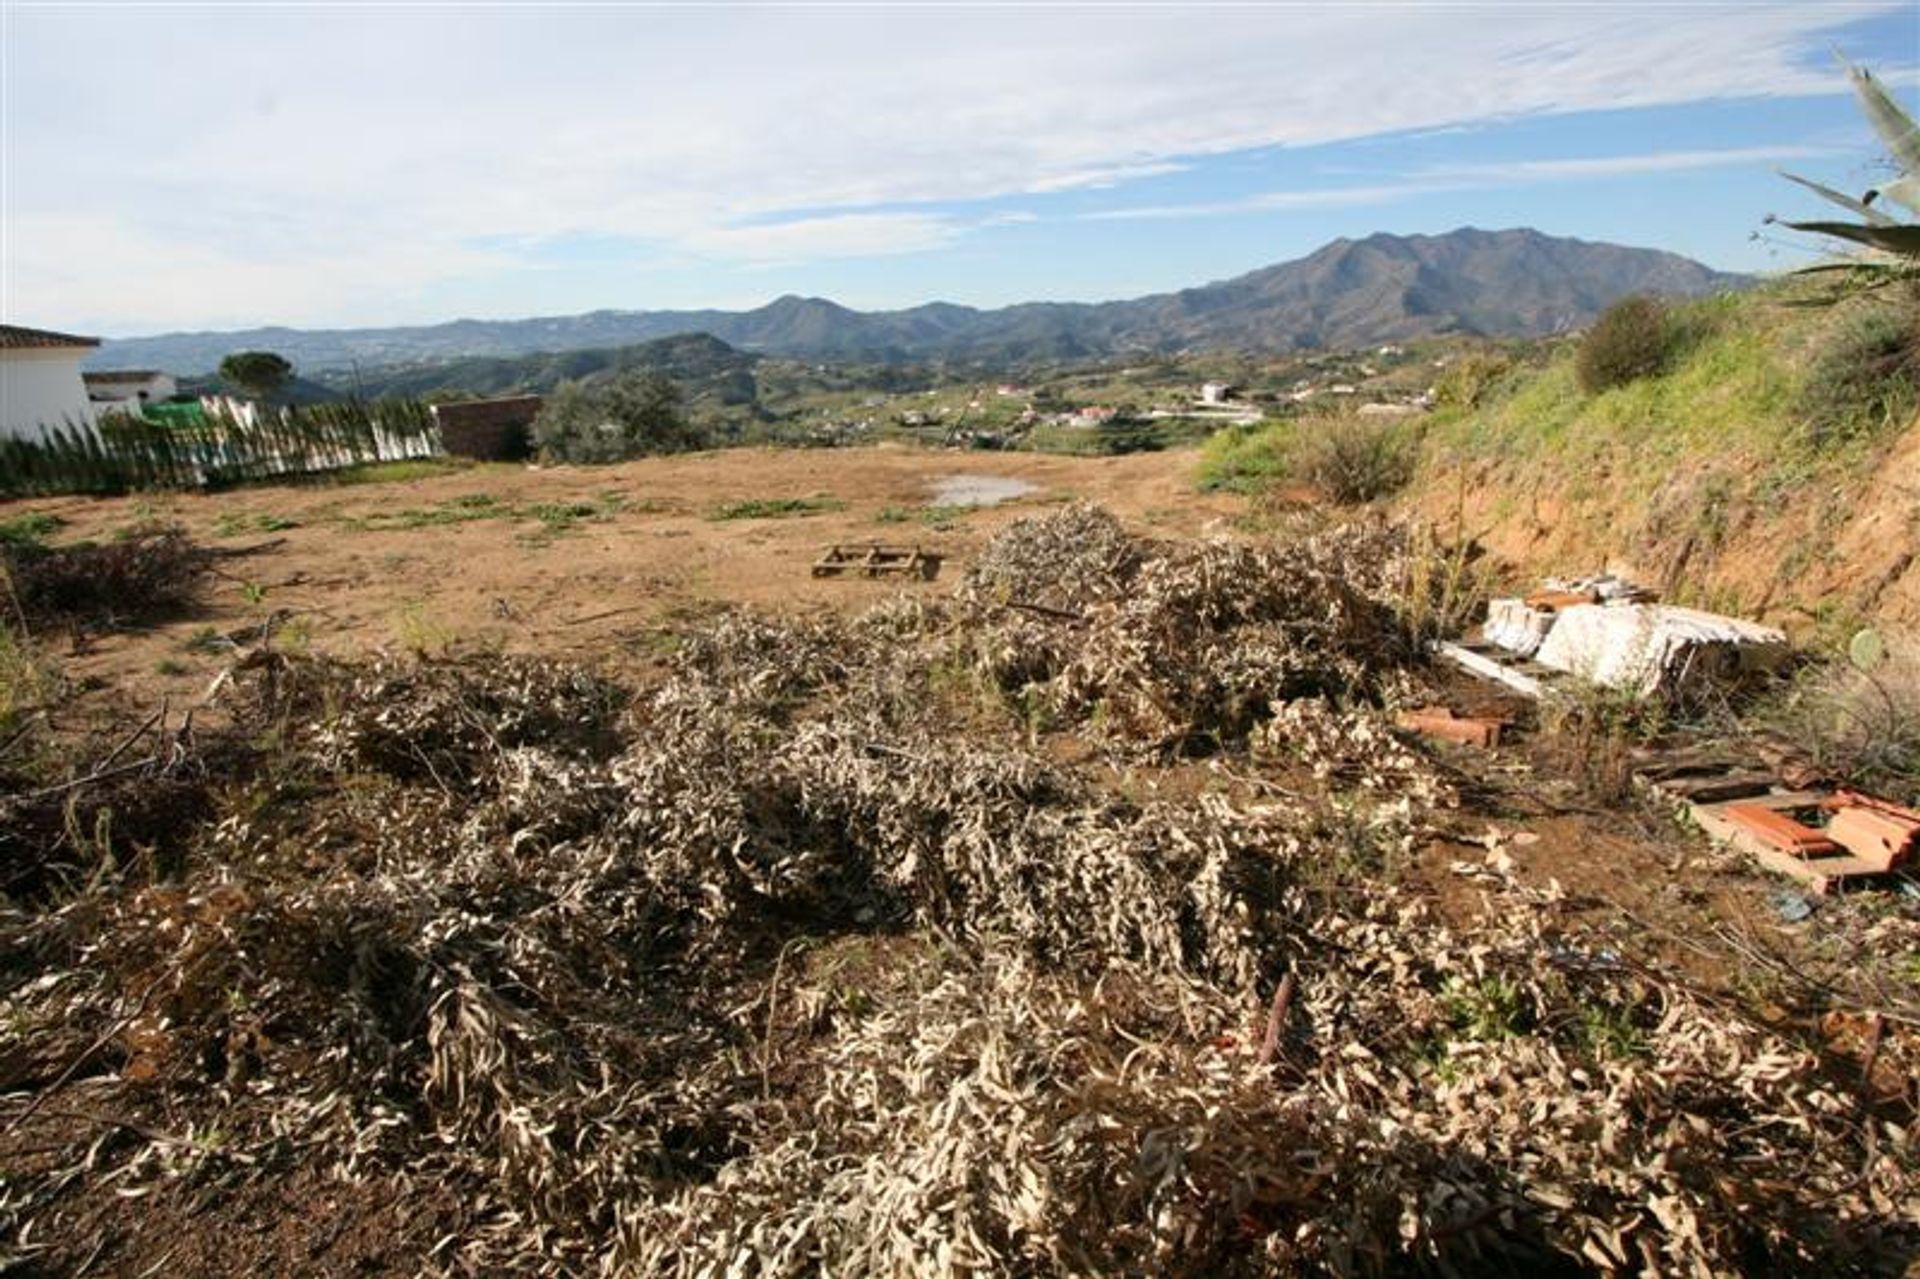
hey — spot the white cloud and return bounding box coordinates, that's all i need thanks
[1084,181,1467,221]
[1085,144,1844,221]
[1423,144,1838,182]
[1,2,1905,327]
[679,212,966,266]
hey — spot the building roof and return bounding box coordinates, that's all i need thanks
[82,369,164,383]
[0,324,102,351]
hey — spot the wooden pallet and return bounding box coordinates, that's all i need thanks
[1433,639,1557,700]
[811,544,937,579]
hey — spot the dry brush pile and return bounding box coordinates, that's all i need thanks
[0,505,1914,1276]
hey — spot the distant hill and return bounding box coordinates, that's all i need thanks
[87,228,1748,375]
[341,332,761,406]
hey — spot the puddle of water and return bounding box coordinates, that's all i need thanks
[927,474,1038,508]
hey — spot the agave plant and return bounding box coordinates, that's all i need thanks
[1773,58,1920,297]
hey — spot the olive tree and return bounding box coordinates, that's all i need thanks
[217,351,294,400]
[531,372,702,463]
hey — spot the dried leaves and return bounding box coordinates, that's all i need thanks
[0,505,1913,1276]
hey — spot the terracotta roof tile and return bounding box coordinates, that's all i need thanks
[0,324,102,351]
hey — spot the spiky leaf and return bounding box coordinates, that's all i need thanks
[1780,219,1920,258]
[1779,170,1897,225]
[1848,62,1920,192]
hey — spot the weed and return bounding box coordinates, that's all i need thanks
[213,511,300,537]
[154,657,191,677]
[709,496,845,521]
[238,581,269,608]
[183,626,226,655]
[876,504,970,530]
[277,616,315,654]
[390,599,454,657]
[1440,974,1530,1042]
[0,624,56,729]
[1538,683,1665,804]
[3,526,209,630]
[1574,1002,1648,1062]
[0,511,64,550]
[1400,518,1496,640]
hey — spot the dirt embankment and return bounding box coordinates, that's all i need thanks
[1406,412,1920,638]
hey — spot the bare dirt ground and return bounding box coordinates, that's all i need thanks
[28,445,1242,702]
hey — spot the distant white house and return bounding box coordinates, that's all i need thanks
[83,369,178,415]
[0,325,101,442]
[1199,382,1232,405]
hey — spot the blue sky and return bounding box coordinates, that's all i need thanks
[3,2,1915,336]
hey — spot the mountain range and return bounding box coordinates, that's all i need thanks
[88,228,1748,376]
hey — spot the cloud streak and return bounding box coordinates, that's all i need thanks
[1083,144,1843,222]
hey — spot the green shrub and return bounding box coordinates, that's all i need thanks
[1193,420,1298,492]
[1295,417,1419,505]
[532,372,705,463]
[1575,295,1674,393]
[1432,351,1513,409]
[1798,301,1920,450]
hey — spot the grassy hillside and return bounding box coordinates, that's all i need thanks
[1405,283,1920,634]
[1207,282,1920,636]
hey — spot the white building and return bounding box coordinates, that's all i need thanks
[1199,382,1232,405]
[1,325,101,442]
[83,369,178,415]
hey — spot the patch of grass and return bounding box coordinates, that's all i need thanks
[524,496,626,537]
[330,458,473,486]
[350,493,503,531]
[1798,300,1920,452]
[154,657,191,677]
[708,496,845,521]
[0,511,64,550]
[1194,419,1299,493]
[212,511,300,537]
[875,504,971,530]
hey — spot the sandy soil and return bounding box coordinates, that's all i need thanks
[21,445,1244,702]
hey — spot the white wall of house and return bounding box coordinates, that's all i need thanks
[0,348,97,442]
[86,371,179,414]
